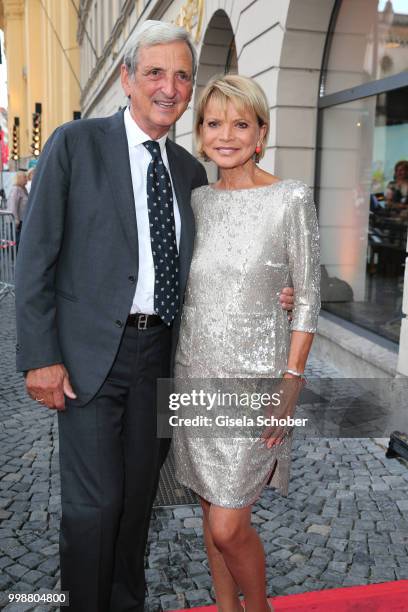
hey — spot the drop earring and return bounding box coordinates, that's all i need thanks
[254,144,262,163]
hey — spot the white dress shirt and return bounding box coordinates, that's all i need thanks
[123,107,181,314]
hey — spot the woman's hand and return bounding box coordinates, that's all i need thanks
[260,373,305,448]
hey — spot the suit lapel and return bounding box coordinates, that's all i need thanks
[96,110,138,258]
[166,140,195,309]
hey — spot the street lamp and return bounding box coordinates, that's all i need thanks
[31,103,42,158]
[12,117,20,162]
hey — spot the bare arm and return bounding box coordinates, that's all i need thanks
[286,330,314,374]
[263,331,315,448]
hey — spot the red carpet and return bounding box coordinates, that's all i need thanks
[171,580,408,611]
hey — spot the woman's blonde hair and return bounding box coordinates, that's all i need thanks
[195,74,270,161]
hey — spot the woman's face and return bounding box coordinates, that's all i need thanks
[396,164,408,181]
[200,98,267,169]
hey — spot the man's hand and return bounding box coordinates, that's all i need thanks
[26,364,77,411]
[279,286,294,313]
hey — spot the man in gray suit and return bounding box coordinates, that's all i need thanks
[15,19,294,612]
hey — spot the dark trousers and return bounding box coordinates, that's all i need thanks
[15,222,22,252]
[58,322,172,612]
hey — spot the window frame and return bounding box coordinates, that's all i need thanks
[314,0,408,346]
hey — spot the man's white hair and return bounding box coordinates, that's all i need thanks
[123,20,197,80]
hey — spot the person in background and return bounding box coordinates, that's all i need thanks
[8,171,28,249]
[26,167,35,193]
[385,160,408,210]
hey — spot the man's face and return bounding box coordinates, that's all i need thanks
[121,40,194,139]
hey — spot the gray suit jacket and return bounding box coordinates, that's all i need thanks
[15,109,208,405]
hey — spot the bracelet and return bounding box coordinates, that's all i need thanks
[283,368,307,382]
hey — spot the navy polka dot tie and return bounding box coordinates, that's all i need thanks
[143,140,179,325]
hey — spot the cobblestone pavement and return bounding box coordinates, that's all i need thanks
[1,294,408,611]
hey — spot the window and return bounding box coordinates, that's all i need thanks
[322,0,408,96]
[317,0,408,344]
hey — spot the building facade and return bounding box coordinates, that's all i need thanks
[0,0,81,165]
[81,0,408,376]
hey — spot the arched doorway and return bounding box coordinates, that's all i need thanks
[195,9,237,97]
[274,0,336,185]
[194,9,237,181]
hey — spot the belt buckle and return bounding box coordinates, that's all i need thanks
[137,314,148,330]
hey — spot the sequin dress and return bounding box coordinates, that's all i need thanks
[173,180,320,507]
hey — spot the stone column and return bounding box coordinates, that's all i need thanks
[3,0,27,157]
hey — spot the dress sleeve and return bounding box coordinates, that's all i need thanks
[284,182,320,333]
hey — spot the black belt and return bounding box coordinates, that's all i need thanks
[126,313,164,330]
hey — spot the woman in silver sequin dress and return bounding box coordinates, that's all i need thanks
[173,75,320,611]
